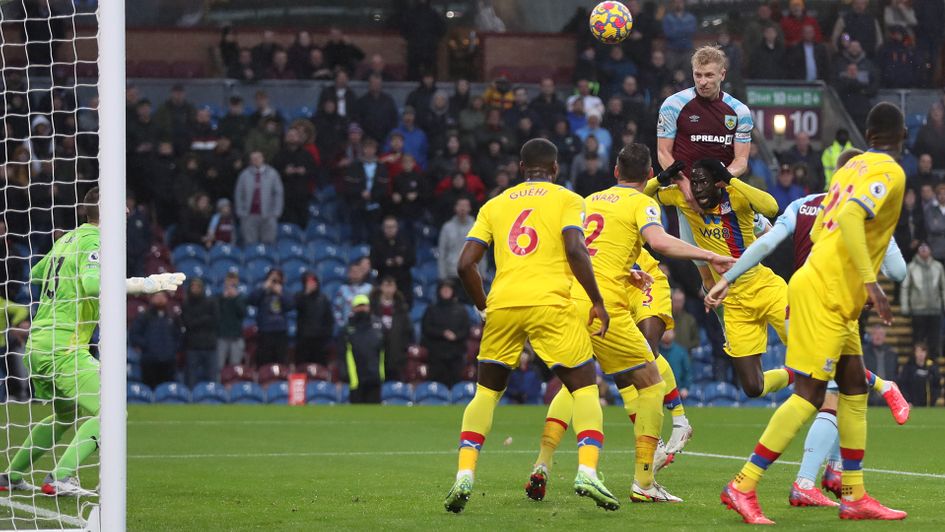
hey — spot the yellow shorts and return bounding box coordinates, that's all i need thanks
[478,303,594,370]
[785,267,862,381]
[574,299,654,374]
[628,277,674,330]
[722,268,788,358]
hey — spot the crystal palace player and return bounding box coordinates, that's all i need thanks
[0,188,185,496]
[720,103,910,524]
[705,149,910,509]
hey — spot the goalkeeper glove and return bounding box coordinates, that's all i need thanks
[701,159,734,184]
[126,273,187,295]
[656,160,686,186]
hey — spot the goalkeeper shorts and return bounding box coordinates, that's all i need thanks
[26,331,100,415]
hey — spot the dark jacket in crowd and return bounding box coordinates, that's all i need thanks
[181,287,220,350]
[896,201,927,263]
[340,310,386,402]
[356,91,400,144]
[371,234,416,295]
[295,276,334,341]
[421,290,470,385]
[371,291,414,382]
[217,291,247,339]
[898,357,942,407]
[249,286,293,333]
[127,204,150,277]
[131,307,182,363]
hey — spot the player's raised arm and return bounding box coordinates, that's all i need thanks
[641,223,735,274]
[836,200,891,324]
[701,159,778,217]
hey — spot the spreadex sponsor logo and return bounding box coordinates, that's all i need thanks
[690,134,734,145]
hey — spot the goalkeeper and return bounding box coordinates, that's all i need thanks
[0,188,185,497]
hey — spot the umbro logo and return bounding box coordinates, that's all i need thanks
[689,115,700,122]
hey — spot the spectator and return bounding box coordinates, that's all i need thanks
[914,104,945,169]
[863,325,899,405]
[660,329,692,400]
[921,183,937,209]
[287,30,314,77]
[573,45,598,84]
[716,31,744,95]
[131,292,182,389]
[406,73,438,115]
[318,70,357,119]
[614,75,646,123]
[927,185,945,262]
[358,53,392,81]
[249,268,292,366]
[126,194,149,278]
[438,197,476,281]
[337,122,366,172]
[898,343,942,406]
[569,135,608,186]
[340,137,387,243]
[448,79,471,118]
[251,30,279,72]
[154,84,195,154]
[671,288,699,351]
[420,90,456,156]
[294,272,334,365]
[567,79,605,118]
[312,98,347,163]
[771,162,807,212]
[483,75,515,110]
[914,0,945,87]
[272,127,318,227]
[301,48,334,81]
[458,95,486,149]
[830,0,883,56]
[902,242,945,356]
[602,97,628,144]
[910,153,939,191]
[127,100,160,156]
[380,131,406,178]
[487,169,512,199]
[879,26,917,88]
[234,151,284,245]
[387,107,429,168]
[896,188,927,263]
[505,346,544,404]
[333,258,373,328]
[502,87,538,131]
[219,25,240,73]
[371,276,413,382]
[181,278,219,387]
[244,116,282,162]
[218,96,251,151]
[576,112,612,159]
[175,192,213,247]
[786,135,824,189]
[661,0,698,71]
[422,280,470,387]
[549,118,582,177]
[204,197,237,247]
[429,133,462,180]
[884,0,918,41]
[474,108,514,154]
[371,216,416,301]
[0,291,29,400]
[749,26,788,79]
[600,46,638,96]
[786,24,830,82]
[217,271,247,368]
[743,3,784,67]
[573,153,611,197]
[400,0,446,80]
[781,0,822,46]
[322,27,365,73]
[202,137,244,203]
[227,47,258,82]
[530,78,567,133]
[266,49,295,80]
[390,154,430,225]
[822,128,854,187]
[249,90,285,131]
[639,50,674,100]
[339,294,385,403]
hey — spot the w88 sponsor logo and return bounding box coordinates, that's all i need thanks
[698,226,732,240]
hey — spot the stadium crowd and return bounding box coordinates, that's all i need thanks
[1,0,944,407]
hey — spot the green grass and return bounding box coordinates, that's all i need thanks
[2,404,944,530]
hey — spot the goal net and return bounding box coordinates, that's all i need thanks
[1,1,125,530]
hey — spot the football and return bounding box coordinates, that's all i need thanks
[588,1,633,44]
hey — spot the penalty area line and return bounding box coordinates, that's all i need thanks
[0,496,86,528]
[127,449,945,480]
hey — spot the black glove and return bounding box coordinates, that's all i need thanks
[702,159,733,184]
[656,160,686,186]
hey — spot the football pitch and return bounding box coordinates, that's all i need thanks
[2,404,945,531]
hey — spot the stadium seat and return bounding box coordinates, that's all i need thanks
[382,381,412,404]
[306,381,339,404]
[209,261,240,285]
[281,258,311,284]
[244,243,277,263]
[266,381,290,404]
[176,259,208,282]
[411,262,439,287]
[171,243,208,265]
[414,381,450,405]
[127,381,153,404]
[693,362,714,383]
[305,222,341,244]
[209,243,242,264]
[415,223,438,244]
[299,363,332,381]
[244,259,274,285]
[257,363,291,386]
[411,284,429,304]
[308,203,333,223]
[773,385,794,403]
[229,381,265,404]
[416,244,438,265]
[220,364,255,386]
[409,302,427,324]
[154,382,191,404]
[338,383,350,403]
[691,345,713,364]
[307,242,343,263]
[707,397,739,407]
[278,223,305,243]
[277,241,306,263]
[689,383,708,404]
[192,381,228,404]
[742,398,774,408]
[345,244,371,262]
[705,382,740,402]
[316,261,347,284]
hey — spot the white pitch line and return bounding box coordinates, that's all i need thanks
[127,449,945,480]
[0,496,86,528]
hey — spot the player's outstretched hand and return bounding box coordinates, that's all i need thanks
[656,160,686,186]
[709,253,737,274]
[704,279,729,311]
[866,282,893,325]
[589,302,609,338]
[628,269,654,291]
[126,273,187,295]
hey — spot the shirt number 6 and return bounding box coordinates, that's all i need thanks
[508,209,538,256]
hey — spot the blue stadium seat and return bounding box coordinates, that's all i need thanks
[411,284,429,304]
[244,259,275,285]
[345,244,371,262]
[292,105,314,120]
[277,240,306,262]
[209,261,240,285]
[416,243,438,264]
[244,244,277,263]
[308,242,344,263]
[410,302,427,324]
[415,223,438,244]
[176,259,208,281]
[411,262,440,286]
[693,362,714,383]
[127,381,153,404]
[192,381,228,404]
[316,261,347,284]
[691,345,713,364]
[707,397,739,407]
[448,382,474,404]
[281,258,311,284]
[705,381,740,402]
[742,398,774,408]
[278,223,305,243]
[308,203,333,223]
[305,222,341,244]
[773,385,794,403]
[382,381,413,404]
[209,243,242,264]
[414,381,450,405]
[266,381,290,404]
[338,383,350,403]
[229,381,265,404]
[154,382,190,404]
[306,381,339,404]
[323,281,342,300]
[172,243,208,265]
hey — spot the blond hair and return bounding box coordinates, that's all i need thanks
[691,45,728,69]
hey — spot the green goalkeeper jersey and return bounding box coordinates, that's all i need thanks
[29,223,101,347]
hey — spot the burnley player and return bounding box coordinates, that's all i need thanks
[720,103,909,524]
[444,139,618,513]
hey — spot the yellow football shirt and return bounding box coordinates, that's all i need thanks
[807,150,905,319]
[634,247,667,283]
[467,180,585,310]
[570,185,663,308]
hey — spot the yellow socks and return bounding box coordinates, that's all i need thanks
[656,355,687,420]
[628,383,663,487]
[571,384,604,474]
[734,394,816,492]
[457,384,502,476]
[536,388,573,468]
[838,393,868,501]
[760,368,793,397]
